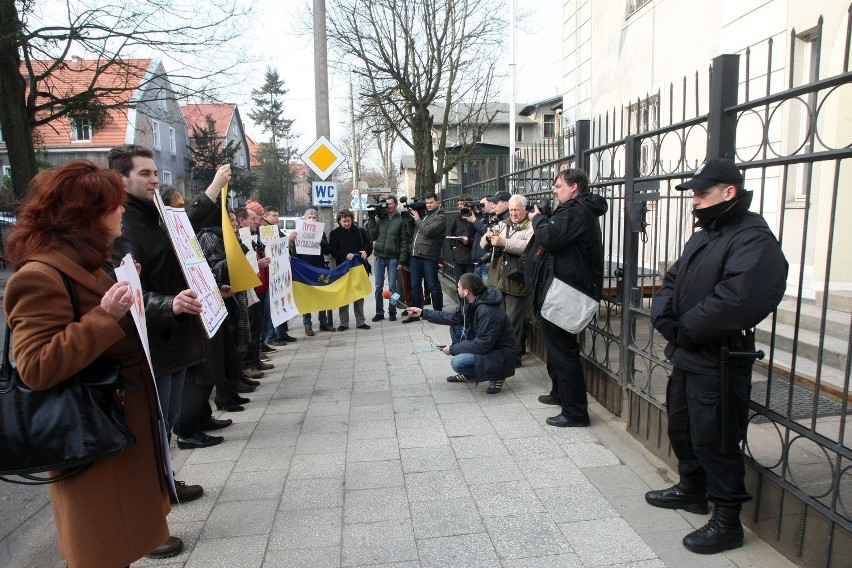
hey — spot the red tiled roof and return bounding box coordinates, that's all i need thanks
[246,136,262,168]
[181,103,235,137]
[13,58,154,149]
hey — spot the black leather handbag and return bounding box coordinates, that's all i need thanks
[0,271,136,485]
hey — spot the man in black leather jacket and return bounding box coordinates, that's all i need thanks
[110,144,231,462]
[645,159,788,555]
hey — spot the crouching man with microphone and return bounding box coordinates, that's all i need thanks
[404,273,516,394]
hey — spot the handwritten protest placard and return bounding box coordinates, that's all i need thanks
[267,236,300,326]
[154,193,228,338]
[294,219,325,256]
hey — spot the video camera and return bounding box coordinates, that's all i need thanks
[459,201,483,218]
[367,198,389,219]
[399,196,427,219]
[525,197,553,216]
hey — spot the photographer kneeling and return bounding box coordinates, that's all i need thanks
[405,273,516,394]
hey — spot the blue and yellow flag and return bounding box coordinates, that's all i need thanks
[290,256,372,313]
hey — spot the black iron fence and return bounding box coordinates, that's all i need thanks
[448,8,852,566]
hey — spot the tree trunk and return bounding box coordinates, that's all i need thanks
[411,109,437,198]
[0,3,38,202]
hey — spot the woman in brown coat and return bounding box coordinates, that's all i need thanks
[3,161,174,567]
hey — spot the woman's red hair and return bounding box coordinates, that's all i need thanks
[5,160,126,271]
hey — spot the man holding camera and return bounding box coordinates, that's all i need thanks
[450,194,476,281]
[403,193,446,323]
[527,168,607,428]
[368,196,410,322]
[645,159,787,554]
[461,193,505,285]
[482,194,534,366]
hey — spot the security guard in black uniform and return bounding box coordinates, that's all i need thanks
[646,159,788,554]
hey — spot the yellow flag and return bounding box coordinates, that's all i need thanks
[221,185,261,292]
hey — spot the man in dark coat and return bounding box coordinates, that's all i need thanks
[527,168,607,428]
[404,193,447,322]
[109,144,230,539]
[450,193,476,281]
[406,273,516,394]
[645,159,788,555]
[329,209,373,330]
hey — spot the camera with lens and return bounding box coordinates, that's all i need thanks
[367,198,389,219]
[400,196,427,218]
[525,197,553,216]
[459,200,483,218]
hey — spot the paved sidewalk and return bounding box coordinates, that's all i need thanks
[1,298,795,567]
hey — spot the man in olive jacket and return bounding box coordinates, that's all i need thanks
[367,196,410,322]
[404,193,446,322]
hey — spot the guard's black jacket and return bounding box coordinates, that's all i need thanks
[650,192,788,373]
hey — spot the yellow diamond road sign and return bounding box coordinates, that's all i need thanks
[300,136,345,180]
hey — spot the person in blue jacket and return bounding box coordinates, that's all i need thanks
[405,273,516,394]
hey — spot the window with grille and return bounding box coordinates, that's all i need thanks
[543,114,556,139]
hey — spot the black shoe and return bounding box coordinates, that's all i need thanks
[201,417,232,431]
[319,324,336,332]
[357,323,371,330]
[337,325,349,331]
[259,354,270,362]
[214,399,245,412]
[170,480,204,504]
[683,505,744,554]
[447,373,473,383]
[538,394,561,406]
[486,380,504,394]
[389,313,397,321]
[281,333,298,343]
[305,326,315,336]
[546,415,590,428]
[241,376,260,387]
[260,342,277,353]
[515,357,522,367]
[176,432,224,449]
[645,482,709,514]
[372,314,385,322]
[402,316,420,324]
[237,382,257,393]
[233,395,250,404]
[147,536,184,559]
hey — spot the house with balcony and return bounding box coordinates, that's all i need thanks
[0,57,191,191]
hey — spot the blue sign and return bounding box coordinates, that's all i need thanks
[312,181,338,207]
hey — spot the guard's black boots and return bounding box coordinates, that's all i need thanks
[683,504,744,554]
[644,481,709,514]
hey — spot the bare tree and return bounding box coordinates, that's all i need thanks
[325,0,506,197]
[0,0,252,199]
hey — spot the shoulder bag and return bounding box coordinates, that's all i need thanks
[0,271,136,485]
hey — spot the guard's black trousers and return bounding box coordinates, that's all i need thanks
[666,367,752,507]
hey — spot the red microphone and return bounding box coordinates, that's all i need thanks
[381,289,409,309]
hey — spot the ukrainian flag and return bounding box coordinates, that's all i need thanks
[290,256,372,313]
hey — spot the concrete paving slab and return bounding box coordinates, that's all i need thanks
[468,480,546,517]
[416,532,500,567]
[269,507,342,550]
[483,512,572,560]
[340,519,418,566]
[345,459,406,490]
[399,446,459,473]
[409,496,485,539]
[280,477,345,510]
[344,486,411,523]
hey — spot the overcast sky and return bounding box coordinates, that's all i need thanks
[239,0,564,155]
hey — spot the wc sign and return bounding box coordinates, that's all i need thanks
[312,181,338,207]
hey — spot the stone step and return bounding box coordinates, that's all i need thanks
[754,320,848,371]
[774,299,850,338]
[753,342,850,403]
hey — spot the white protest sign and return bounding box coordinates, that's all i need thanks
[267,236,299,326]
[114,254,154,379]
[259,224,278,248]
[153,193,228,338]
[294,219,324,256]
[239,227,260,273]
